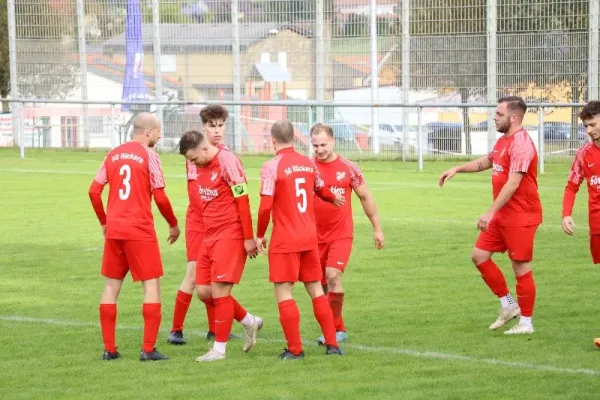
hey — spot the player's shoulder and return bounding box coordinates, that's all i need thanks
[337,154,362,173]
[217,145,242,164]
[261,153,284,171]
[576,141,594,156]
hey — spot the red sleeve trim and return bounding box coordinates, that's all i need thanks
[234,195,254,240]
[88,180,107,225]
[315,186,336,203]
[257,195,274,239]
[153,188,178,227]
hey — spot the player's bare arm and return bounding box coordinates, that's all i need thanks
[477,172,524,232]
[354,183,384,249]
[439,156,493,187]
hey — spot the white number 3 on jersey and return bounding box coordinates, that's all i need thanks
[295,177,307,213]
[119,164,131,200]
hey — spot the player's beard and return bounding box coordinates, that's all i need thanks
[496,121,510,134]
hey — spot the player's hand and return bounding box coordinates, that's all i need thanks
[439,167,458,187]
[167,225,181,244]
[333,193,346,207]
[477,211,494,232]
[373,229,384,249]
[245,238,259,259]
[561,216,576,235]
[256,237,268,255]
[101,225,106,236]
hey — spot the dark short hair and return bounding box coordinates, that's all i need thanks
[498,96,527,114]
[271,120,295,144]
[179,130,204,155]
[579,101,600,121]
[200,105,229,124]
[310,123,334,138]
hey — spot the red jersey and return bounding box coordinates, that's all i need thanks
[260,147,326,253]
[564,142,600,235]
[94,141,166,240]
[196,145,246,242]
[487,128,542,226]
[185,160,205,234]
[313,155,365,243]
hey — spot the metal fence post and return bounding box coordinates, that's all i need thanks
[76,0,89,148]
[589,0,600,101]
[110,104,116,149]
[401,0,410,162]
[7,0,21,157]
[151,0,164,150]
[232,0,242,153]
[486,0,497,153]
[19,102,25,159]
[538,107,545,174]
[307,105,314,158]
[417,106,423,171]
[370,0,380,155]
[316,0,325,123]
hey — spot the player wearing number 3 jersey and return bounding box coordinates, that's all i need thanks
[88,113,180,362]
[256,120,345,359]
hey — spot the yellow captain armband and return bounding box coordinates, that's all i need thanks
[231,182,248,198]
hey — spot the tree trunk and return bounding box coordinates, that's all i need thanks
[570,83,580,154]
[459,87,472,155]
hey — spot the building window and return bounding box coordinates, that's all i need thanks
[88,116,105,137]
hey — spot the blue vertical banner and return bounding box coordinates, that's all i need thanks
[121,0,149,111]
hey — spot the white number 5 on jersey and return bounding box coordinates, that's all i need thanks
[295,177,307,213]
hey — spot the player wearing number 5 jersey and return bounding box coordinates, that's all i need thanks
[88,113,180,361]
[256,120,345,360]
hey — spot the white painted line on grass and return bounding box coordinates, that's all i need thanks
[1,315,599,376]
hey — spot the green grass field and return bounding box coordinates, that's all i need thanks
[1,148,600,399]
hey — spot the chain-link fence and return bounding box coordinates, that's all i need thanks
[4,0,600,164]
[3,100,587,171]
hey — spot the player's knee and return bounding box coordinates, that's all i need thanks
[195,285,211,300]
[326,269,342,289]
[471,249,489,266]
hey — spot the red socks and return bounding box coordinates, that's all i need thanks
[99,303,117,353]
[516,270,536,317]
[476,259,510,298]
[202,297,216,333]
[278,299,303,355]
[213,296,234,343]
[313,295,338,347]
[328,292,346,332]
[232,296,248,322]
[171,290,192,332]
[142,303,162,353]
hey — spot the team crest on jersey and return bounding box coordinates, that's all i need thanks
[211,172,219,182]
[336,171,346,181]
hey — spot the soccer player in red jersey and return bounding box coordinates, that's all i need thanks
[310,123,384,345]
[560,100,600,348]
[168,105,238,345]
[88,112,180,361]
[256,120,345,359]
[178,129,263,362]
[439,96,542,335]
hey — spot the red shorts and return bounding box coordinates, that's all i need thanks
[318,238,353,284]
[101,239,163,282]
[269,249,322,283]
[475,223,539,262]
[590,235,600,264]
[185,230,204,262]
[195,239,247,285]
